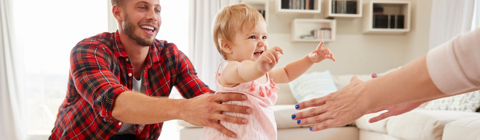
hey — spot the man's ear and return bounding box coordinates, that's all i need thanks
[220,39,233,54]
[112,5,124,21]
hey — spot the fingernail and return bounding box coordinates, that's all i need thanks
[295,104,300,109]
[242,95,247,99]
[246,108,252,113]
[310,127,313,131]
[373,73,377,76]
[297,120,301,124]
[242,119,247,124]
[231,134,236,138]
[291,114,296,119]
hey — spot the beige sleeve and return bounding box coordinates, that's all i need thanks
[426,28,480,95]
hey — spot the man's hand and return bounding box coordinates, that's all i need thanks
[178,92,251,138]
[308,41,335,63]
[257,46,284,72]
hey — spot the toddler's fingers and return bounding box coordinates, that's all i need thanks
[272,46,284,54]
[316,41,324,51]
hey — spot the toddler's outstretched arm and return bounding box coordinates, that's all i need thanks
[220,46,284,87]
[269,42,335,84]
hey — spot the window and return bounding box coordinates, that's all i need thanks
[12,0,188,139]
[472,0,480,30]
[12,0,108,136]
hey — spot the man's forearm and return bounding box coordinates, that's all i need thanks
[112,91,183,124]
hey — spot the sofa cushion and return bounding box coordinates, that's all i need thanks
[385,109,480,140]
[272,105,312,129]
[332,67,399,89]
[424,90,480,112]
[443,117,480,140]
[276,83,298,105]
[288,70,337,103]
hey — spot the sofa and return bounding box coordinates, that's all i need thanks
[177,69,480,140]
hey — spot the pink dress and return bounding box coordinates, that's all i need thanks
[200,61,279,140]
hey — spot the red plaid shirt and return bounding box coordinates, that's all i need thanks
[50,31,213,140]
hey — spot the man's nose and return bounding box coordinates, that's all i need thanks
[146,9,158,22]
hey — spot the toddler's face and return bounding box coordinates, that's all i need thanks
[228,20,268,62]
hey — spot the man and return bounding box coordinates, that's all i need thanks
[49,0,250,139]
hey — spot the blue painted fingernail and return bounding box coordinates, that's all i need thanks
[297,120,301,124]
[373,73,377,76]
[292,114,296,119]
[295,104,300,109]
[310,127,313,130]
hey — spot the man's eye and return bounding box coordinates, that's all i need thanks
[139,6,146,9]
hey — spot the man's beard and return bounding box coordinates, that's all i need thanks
[123,14,156,46]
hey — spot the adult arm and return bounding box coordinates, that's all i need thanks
[292,28,480,131]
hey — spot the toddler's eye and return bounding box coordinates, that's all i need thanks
[248,36,256,39]
[262,36,267,39]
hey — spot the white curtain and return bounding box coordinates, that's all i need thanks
[0,0,26,140]
[429,0,475,50]
[189,0,239,90]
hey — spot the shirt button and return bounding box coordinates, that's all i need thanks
[118,122,122,126]
[126,58,129,62]
[128,73,132,77]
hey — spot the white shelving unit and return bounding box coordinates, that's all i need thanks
[243,0,269,24]
[276,0,321,13]
[291,19,336,42]
[362,1,411,34]
[324,0,363,18]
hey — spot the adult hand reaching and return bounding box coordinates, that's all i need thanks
[179,92,251,138]
[292,76,370,131]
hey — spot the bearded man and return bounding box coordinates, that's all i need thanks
[49,0,250,139]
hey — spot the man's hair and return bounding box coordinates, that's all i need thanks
[212,3,264,60]
[111,0,126,7]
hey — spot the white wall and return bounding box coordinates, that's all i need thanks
[404,0,432,63]
[266,0,432,75]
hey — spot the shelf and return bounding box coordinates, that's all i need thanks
[243,0,269,24]
[291,19,336,42]
[362,1,411,34]
[276,0,321,13]
[324,0,363,18]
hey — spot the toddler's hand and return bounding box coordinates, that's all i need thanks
[257,46,284,72]
[309,41,336,63]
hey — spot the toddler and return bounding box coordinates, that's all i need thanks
[200,3,335,140]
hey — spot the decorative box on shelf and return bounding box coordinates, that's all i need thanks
[276,0,321,13]
[291,19,336,42]
[324,0,363,18]
[362,1,411,34]
[243,0,269,24]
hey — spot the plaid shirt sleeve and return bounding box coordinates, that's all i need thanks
[70,40,128,120]
[169,42,214,99]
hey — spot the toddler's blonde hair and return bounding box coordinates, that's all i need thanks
[212,3,265,60]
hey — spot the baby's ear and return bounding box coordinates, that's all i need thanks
[220,38,233,54]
